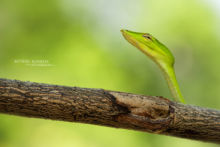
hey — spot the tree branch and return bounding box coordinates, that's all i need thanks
[0,78,219,143]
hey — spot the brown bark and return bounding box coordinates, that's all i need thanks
[0,78,219,143]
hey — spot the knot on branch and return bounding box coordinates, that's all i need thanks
[108,91,175,133]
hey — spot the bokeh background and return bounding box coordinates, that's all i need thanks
[0,0,220,147]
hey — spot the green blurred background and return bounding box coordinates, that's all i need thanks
[0,0,220,146]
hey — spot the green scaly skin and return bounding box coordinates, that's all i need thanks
[121,29,185,103]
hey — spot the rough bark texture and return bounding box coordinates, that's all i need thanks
[0,78,219,143]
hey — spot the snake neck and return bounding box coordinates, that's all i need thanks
[157,62,185,103]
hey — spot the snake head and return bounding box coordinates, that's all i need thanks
[121,29,175,67]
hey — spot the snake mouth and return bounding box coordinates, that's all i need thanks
[121,29,153,57]
[121,30,138,47]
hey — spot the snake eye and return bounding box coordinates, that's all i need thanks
[143,34,152,40]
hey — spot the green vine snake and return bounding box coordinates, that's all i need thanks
[121,29,185,103]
